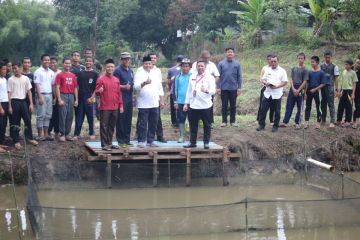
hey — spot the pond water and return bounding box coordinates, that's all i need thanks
[1,173,360,239]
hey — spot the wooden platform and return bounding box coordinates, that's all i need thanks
[85,141,241,187]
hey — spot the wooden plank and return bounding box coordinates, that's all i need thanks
[106,154,112,188]
[153,152,158,187]
[186,150,191,187]
[222,147,229,186]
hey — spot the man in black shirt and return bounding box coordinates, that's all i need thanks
[22,57,36,106]
[70,51,85,76]
[74,57,98,140]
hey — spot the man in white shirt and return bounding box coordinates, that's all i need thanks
[184,60,216,149]
[34,54,55,141]
[191,50,220,127]
[0,61,9,152]
[134,55,164,148]
[257,56,288,132]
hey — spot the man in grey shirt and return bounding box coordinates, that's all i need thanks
[281,53,309,128]
[217,47,242,127]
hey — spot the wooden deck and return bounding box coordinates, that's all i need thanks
[85,141,241,187]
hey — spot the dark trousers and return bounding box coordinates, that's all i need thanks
[176,104,188,124]
[0,102,9,144]
[170,95,177,126]
[221,90,237,124]
[258,96,281,128]
[116,101,133,144]
[337,90,353,123]
[156,107,164,140]
[283,88,303,124]
[74,95,94,136]
[137,108,159,143]
[188,107,212,144]
[58,93,74,136]
[100,110,118,147]
[305,90,322,122]
[48,104,59,134]
[210,96,214,124]
[321,85,335,123]
[257,86,274,123]
[9,99,34,143]
[354,83,360,121]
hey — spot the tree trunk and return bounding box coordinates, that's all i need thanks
[313,20,323,38]
[93,0,99,57]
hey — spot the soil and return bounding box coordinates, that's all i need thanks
[1,123,359,185]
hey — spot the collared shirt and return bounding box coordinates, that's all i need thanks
[174,71,191,104]
[217,58,242,90]
[8,75,32,100]
[190,61,220,77]
[185,72,216,109]
[114,65,134,103]
[167,65,181,94]
[134,66,164,109]
[340,69,358,90]
[262,66,288,99]
[34,66,55,93]
[95,74,123,110]
[0,77,8,102]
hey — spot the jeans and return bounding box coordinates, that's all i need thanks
[58,93,74,136]
[321,85,335,123]
[176,104,188,124]
[116,100,133,144]
[36,94,53,128]
[221,90,237,124]
[188,107,212,144]
[137,108,159,143]
[282,88,304,124]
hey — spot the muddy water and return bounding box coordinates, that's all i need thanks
[2,174,360,239]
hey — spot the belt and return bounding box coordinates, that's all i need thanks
[41,92,52,95]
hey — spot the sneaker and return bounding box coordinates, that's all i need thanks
[111,145,120,149]
[14,142,22,150]
[329,123,335,128]
[137,142,146,148]
[102,146,112,151]
[35,136,45,141]
[177,137,184,143]
[230,123,238,127]
[119,144,128,148]
[126,143,134,147]
[272,127,278,133]
[58,136,66,142]
[220,123,227,127]
[157,138,167,143]
[184,143,197,148]
[45,136,54,141]
[256,126,265,131]
[89,135,96,140]
[204,143,210,149]
[28,139,39,146]
[147,142,159,147]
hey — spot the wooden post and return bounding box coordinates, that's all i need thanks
[223,147,229,186]
[186,149,191,187]
[106,154,112,188]
[153,152,158,187]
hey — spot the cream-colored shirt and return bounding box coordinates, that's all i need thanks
[8,75,32,100]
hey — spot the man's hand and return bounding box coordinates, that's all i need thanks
[160,101,165,109]
[201,85,208,93]
[237,89,241,96]
[38,94,44,105]
[87,97,94,105]
[145,77,152,84]
[58,99,64,106]
[98,86,104,93]
[120,107,124,113]
[174,103,179,110]
[183,104,188,112]
[216,89,221,95]
[29,104,34,113]
[125,83,131,91]
[310,88,317,94]
[352,93,355,100]
[8,106,12,115]
[293,90,299,97]
[74,100,78,107]
[0,107,4,116]
[304,94,307,101]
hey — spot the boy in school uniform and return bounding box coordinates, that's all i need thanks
[336,59,358,127]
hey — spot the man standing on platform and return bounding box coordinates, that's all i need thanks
[22,57,36,107]
[167,55,184,128]
[95,59,123,151]
[184,60,216,149]
[134,55,164,148]
[217,48,242,127]
[256,56,288,132]
[74,57,98,140]
[48,57,61,138]
[0,62,9,153]
[114,52,134,148]
[34,54,55,141]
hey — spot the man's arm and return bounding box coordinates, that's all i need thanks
[7,91,12,114]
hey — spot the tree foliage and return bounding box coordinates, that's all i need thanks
[0,0,64,63]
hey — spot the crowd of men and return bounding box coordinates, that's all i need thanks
[0,47,359,152]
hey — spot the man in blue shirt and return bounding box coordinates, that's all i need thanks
[114,52,134,147]
[167,55,184,128]
[304,56,326,129]
[217,48,242,127]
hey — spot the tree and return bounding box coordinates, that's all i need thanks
[231,0,266,47]
[0,0,64,63]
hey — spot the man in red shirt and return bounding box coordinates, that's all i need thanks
[96,59,124,151]
[55,57,79,142]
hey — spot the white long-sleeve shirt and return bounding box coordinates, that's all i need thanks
[185,72,216,109]
[134,66,164,108]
